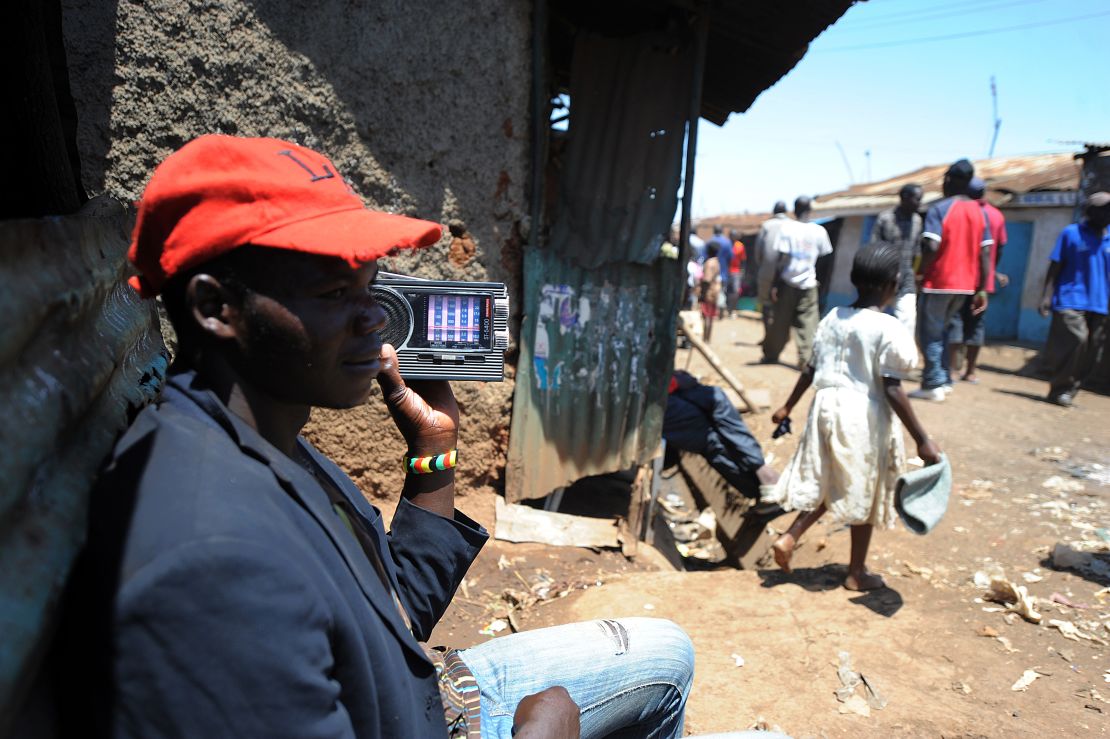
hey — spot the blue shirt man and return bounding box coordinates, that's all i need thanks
[1039,191,1110,406]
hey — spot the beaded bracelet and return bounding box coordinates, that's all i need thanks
[404,450,458,474]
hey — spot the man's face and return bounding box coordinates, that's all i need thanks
[1087,203,1110,230]
[900,188,922,212]
[230,252,386,409]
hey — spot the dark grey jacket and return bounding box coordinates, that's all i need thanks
[63,369,486,738]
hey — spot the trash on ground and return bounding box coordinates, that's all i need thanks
[985,577,1043,624]
[1034,446,1069,463]
[1048,619,1109,645]
[731,653,745,667]
[996,636,1018,653]
[951,681,972,695]
[1052,542,1110,580]
[1021,571,1043,583]
[838,694,871,717]
[1042,475,1085,494]
[1011,669,1047,692]
[976,625,999,638]
[1050,592,1088,609]
[479,618,508,636]
[834,650,887,711]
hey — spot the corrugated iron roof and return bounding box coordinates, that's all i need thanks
[549,0,857,126]
[814,152,1082,216]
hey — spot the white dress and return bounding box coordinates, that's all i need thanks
[764,307,918,528]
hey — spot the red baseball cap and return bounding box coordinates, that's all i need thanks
[127,134,443,297]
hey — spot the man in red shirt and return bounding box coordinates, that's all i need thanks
[946,176,1008,383]
[910,159,992,401]
[728,229,746,313]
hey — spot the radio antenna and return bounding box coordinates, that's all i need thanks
[835,141,855,185]
[988,75,1002,158]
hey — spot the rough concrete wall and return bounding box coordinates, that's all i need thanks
[61,0,531,499]
[0,199,166,729]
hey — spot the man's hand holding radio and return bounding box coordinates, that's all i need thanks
[378,343,460,517]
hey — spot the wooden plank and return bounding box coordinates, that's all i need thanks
[677,312,757,413]
[677,451,777,569]
[495,497,620,549]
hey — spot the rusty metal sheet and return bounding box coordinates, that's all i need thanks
[506,247,683,501]
[0,201,166,727]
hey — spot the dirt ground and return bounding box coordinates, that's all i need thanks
[427,311,1110,737]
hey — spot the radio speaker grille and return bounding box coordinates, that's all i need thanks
[371,287,412,347]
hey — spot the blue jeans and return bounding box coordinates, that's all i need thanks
[918,293,967,389]
[459,618,694,738]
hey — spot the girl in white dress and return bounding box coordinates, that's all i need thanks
[764,244,942,590]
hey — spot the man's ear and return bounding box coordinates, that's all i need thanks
[186,274,242,340]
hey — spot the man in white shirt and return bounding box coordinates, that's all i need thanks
[762,196,833,367]
[755,201,791,340]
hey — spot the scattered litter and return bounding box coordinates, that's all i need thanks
[985,578,1043,624]
[1060,462,1110,486]
[507,611,521,633]
[479,618,508,636]
[1048,619,1108,645]
[904,562,933,579]
[976,625,999,638]
[961,479,997,500]
[1048,619,1084,642]
[643,603,655,611]
[730,653,746,667]
[1050,592,1088,609]
[1011,669,1047,692]
[951,681,972,695]
[1042,476,1085,494]
[1034,446,1069,462]
[1052,543,1110,580]
[497,554,511,571]
[838,694,871,717]
[747,718,783,733]
[834,651,887,711]
[658,493,688,516]
[996,636,1018,653]
[1021,571,1044,583]
[953,526,968,534]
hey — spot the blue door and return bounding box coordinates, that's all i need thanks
[985,220,1033,339]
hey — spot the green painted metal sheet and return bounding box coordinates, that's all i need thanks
[506,247,683,501]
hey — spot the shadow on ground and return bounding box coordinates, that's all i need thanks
[758,565,905,617]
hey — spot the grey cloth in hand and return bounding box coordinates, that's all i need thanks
[895,453,951,535]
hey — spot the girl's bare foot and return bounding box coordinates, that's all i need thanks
[772,534,795,573]
[844,570,885,591]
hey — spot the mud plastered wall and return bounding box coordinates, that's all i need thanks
[62,0,531,499]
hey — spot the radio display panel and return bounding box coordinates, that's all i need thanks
[406,292,494,350]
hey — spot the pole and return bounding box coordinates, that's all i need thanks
[677,6,710,259]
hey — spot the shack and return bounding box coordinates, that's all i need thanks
[2,0,859,729]
[813,152,1083,344]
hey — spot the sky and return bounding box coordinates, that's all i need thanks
[690,0,1110,218]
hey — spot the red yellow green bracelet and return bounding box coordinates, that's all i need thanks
[404,450,458,474]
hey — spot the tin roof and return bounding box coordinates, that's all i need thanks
[550,0,857,126]
[813,152,1082,217]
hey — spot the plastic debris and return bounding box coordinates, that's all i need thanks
[479,618,508,636]
[838,694,871,717]
[643,603,655,611]
[1011,669,1046,692]
[731,653,745,667]
[1052,543,1110,580]
[1021,571,1043,583]
[985,577,1043,624]
[1048,619,1108,645]
[1049,592,1088,609]
[1042,475,1084,494]
[835,651,887,711]
[996,636,1018,653]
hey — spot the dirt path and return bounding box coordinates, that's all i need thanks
[437,312,1110,737]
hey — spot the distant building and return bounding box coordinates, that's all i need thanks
[813,152,1083,344]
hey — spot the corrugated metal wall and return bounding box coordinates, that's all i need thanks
[506,30,692,501]
[0,201,166,728]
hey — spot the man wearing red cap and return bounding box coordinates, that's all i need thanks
[62,136,695,738]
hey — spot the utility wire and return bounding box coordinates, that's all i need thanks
[820,9,1110,52]
[841,0,1049,32]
